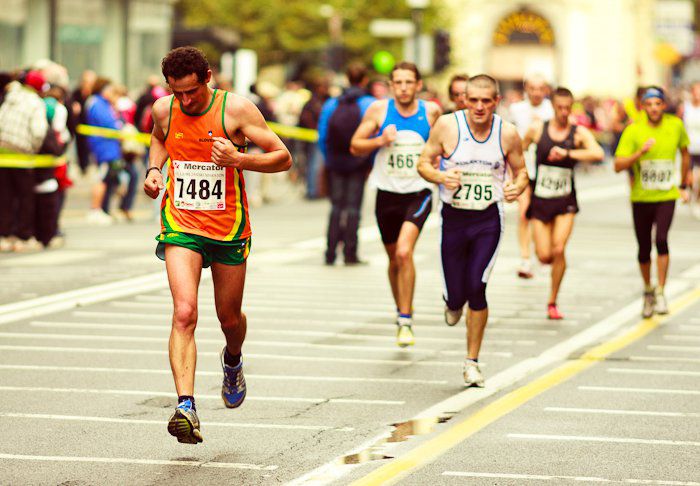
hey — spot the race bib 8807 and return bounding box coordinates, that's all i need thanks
[172,160,226,211]
[639,159,674,191]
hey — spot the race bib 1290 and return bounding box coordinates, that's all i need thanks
[173,160,226,211]
[640,159,674,191]
[451,171,494,210]
[534,165,573,199]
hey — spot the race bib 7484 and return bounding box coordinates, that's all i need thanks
[173,160,226,211]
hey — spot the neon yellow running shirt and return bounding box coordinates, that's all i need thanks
[615,114,689,203]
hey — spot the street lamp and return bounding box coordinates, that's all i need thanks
[406,0,429,68]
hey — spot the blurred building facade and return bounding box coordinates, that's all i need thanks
[0,0,174,88]
[446,0,695,97]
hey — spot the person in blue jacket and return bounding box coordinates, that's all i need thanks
[317,63,375,265]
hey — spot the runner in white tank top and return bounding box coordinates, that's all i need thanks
[681,81,700,217]
[418,74,529,388]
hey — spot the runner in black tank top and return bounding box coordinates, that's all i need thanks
[521,88,604,320]
[528,120,579,222]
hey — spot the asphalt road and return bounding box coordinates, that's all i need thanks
[0,167,698,486]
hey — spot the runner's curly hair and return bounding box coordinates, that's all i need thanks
[161,47,210,84]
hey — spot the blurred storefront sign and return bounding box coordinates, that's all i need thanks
[492,9,555,46]
[654,0,694,58]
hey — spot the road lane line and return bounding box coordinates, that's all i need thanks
[607,368,700,377]
[0,385,403,406]
[0,331,513,357]
[332,286,700,486]
[508,433,700,447]
[544,407,700,418]
[0,412,352,432]
[0,272,169,326]
[648,344,700,353]
[664,334,700,342]
[28,321,536,345]
[441,471,700,485]
[578,385,700,396]
[0,345,460,367]
[629,356,700,364]
[0,365,449,385]
[70,311,566,331]
[0,453,278,470]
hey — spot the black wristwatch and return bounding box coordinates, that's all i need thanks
[145,167,161,178]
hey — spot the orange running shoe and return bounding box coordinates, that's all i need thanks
[547,303,563,320]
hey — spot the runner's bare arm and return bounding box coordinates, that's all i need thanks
[143,96,171,199]
[680,146,691,187]
[350,100,391,156]
[212,94,292,173]
[614,137,654,172]
[571,126,605,162]
[426,101,443,125]
[418,115,460,189]
[502,122,529,202]
[521,121,542,151]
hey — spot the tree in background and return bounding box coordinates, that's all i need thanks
[178,0,442,72]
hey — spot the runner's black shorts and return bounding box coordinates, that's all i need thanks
[527,195,579,223]
[691,154,700,168]
[375,188,432,244]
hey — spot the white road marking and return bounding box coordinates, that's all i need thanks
[607,368,700,378]
[664,334,700,342]
[648,344,700,353]
[508,433,700,447]
[544,406,700,418]
[0,411,351,432]
[0,272,168,326]
[287,279,691,486]
[579,385,700,396]
[630,356,700,364]
[0,331,512,357]
[69,310,564,333]
[0,453,278,470]
[0,385,400,407]
[677,325,700,332]
[0,345,460,367]
[442,471,700,485]
[0,364,449,385]
[29,321,537,345]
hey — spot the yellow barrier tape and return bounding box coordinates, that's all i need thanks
[0,152,66,168]
[77,124,152,145]
[267,122,319,142]
[77,122,318,144]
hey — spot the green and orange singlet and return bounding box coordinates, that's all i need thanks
[160,89,251,241]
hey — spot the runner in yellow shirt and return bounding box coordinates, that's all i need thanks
[614,87,691,318]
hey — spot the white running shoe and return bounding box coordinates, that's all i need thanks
[444,306,463,326]
[396,316,415,348]
[642,290,655,319]
[87,209,113,226]
[654,288,668,315]
[0,237,13,252]
[517,259,533,279]
[463,360,484,388]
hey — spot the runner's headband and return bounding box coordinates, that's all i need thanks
[642,88,665,102]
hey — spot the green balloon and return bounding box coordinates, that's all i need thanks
[373,51,395,74]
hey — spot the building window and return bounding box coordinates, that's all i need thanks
[55,0,106,82]
[0,0,27,70]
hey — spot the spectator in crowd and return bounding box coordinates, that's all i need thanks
[34,84,70,248]
[0,70,49,252]
[369,78,390,100]
[446,73,469,113]
[318,62,375,265]
[85,79,123,225]
[68,70,97,174]
[299,76,330,199]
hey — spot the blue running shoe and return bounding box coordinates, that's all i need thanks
[167,398,203,444]
[221,348,246,408]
